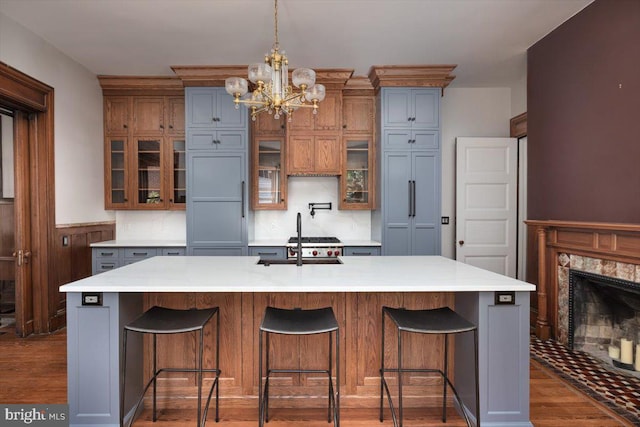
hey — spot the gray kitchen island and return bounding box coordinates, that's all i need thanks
[60,255,535,427]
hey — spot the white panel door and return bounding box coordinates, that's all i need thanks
[456,137,517,277]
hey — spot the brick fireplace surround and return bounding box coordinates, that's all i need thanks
[526,221,640,345]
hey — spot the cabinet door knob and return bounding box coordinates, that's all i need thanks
[123,124,127,128]
[159,125,164,129]
[343,124,347,129]
[169,125,173,129]
[407,117,411,122]
[459,240,465,246]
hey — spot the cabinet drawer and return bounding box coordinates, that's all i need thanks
[343,246,381,256]
[190,247,245,256]
[162,248,185,256]
[123,248,157,259]
[249,247,285,259]
[383,130,439,150]
[187,129,246,151]
[94,248,118,259]
[96,261,119,273]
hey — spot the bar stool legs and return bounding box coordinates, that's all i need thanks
[379,306,480,427]
[121,306,221,427]
[258,306,340,427]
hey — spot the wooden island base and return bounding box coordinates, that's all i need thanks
[141,291,455,409]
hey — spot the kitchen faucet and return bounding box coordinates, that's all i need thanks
[297,212,303,266]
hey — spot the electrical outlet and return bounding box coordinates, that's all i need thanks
[82,292,102,306]
[495,291,515,305]
[441,217,450,225]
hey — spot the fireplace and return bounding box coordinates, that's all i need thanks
[569,269,640,370]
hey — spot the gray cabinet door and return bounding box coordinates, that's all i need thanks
[382,88,439,129]
[412,152,440,255]
[186,88,246,129]
[412,89,439,129]
[382,89,411,127]
[383,152,412,255]
[383,151,440,256]
[187,152,247,253]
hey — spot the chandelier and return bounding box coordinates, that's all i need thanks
[224,0,325,121]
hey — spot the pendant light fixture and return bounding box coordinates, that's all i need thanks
[225,0,325,121]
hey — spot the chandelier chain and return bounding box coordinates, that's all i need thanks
[274,0,279,50]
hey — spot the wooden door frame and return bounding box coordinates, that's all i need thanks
[0,62,57,336]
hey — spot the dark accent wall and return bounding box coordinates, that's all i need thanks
[528,0,640,222]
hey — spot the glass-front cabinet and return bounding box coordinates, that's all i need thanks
[252,136,286,209]
[341,137,373,209]
[169,138,186,208]
[133,138,163,209]
[105,138,129,209]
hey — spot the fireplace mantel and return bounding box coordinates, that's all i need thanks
[525,220,640,340]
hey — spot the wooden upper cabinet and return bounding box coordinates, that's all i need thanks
[252,113,285,136]
[343,97,374,134]
[287,135,314,174]
[102,92,186,210]
[287,134,340,175]
[287,91,342,132]
[105,97,130,135]
[166,97,185,134]
[314,135,341,174]
[133,97,165,135]
[315,91,341,131]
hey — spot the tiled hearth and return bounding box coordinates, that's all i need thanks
[531,335,640,424]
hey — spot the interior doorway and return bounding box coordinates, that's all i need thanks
[0,62,57,337]
[0,109,16,328]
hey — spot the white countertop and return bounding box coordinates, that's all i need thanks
[90,240,186,248]
[60,256,535,293]
[341,240,382,247]
[248,240,381,247]
[248,240,288,247]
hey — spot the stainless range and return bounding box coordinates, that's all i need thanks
[286,237,344,259]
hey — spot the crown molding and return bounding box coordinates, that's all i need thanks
[368,65,457,91]
[171,66,353,89]
[343,76,375,96]
[97,75,183,95]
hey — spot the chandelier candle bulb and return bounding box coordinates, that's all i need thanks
[621,338,634,364]
[608,345,621,359]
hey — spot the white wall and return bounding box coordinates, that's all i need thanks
[440,87,512,259]
[115,211,186,240]
[0,12,112,225]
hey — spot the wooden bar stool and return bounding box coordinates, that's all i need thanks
[258,306,340,427]
[379,306,479,427]
[121,306,221,427]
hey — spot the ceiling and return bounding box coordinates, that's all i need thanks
[0,0,593,87]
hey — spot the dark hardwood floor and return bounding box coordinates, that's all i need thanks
[0,326,631,426]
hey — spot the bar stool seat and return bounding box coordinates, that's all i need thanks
[121,306,221,427]
[380,306,479,427]
[259,306,340,427]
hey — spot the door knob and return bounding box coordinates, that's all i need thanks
[459,240,465,246]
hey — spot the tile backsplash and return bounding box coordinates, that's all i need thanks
[114,177,372,241]
[252,177,372,241]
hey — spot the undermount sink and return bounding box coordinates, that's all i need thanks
[257,258,343,266]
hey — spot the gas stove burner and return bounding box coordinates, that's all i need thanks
[287,237,341,244]
[286,236,343,259]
